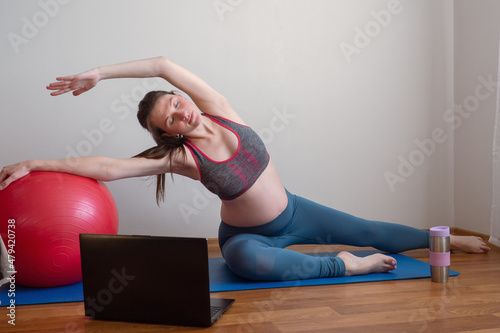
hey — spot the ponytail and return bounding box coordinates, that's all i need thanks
[134,90,186,205]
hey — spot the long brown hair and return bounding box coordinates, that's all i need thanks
[134,90,187,205]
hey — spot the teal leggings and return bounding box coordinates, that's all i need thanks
[219,189,429,281]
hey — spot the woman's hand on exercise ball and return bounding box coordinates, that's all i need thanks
[46,67,101,97]
[0,161,31,191]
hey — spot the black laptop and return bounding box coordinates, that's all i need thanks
[79,234,234,327]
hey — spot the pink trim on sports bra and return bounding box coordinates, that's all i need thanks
[185,114,242,163]
[184,143,202,182]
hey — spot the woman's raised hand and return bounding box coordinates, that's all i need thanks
[46,68,101,96]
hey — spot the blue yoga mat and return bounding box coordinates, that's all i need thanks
[0,251,459,306]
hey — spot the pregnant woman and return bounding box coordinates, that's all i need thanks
[0,56,490,281]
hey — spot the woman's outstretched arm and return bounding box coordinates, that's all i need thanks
[46,56,242,120]
[46,57,165,96]
[0,155,172,191]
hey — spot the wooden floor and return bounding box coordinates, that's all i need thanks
[1,233,499,333]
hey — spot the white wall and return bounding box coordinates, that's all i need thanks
[1,0,456,238]
[454,0,500,234]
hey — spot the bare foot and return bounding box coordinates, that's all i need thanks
[336,251,397,276]
[450,235,490,254]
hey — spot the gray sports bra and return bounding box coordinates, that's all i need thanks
[184,114,269,200]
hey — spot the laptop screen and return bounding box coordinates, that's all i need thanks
[79,234,214,326]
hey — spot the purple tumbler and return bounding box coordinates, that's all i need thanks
[429,226,450,282]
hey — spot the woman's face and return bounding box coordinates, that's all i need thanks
[149,93,201,137]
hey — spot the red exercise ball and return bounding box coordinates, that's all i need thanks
[0,171,119,287]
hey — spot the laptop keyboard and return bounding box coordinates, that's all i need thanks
[211,306,223,317]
